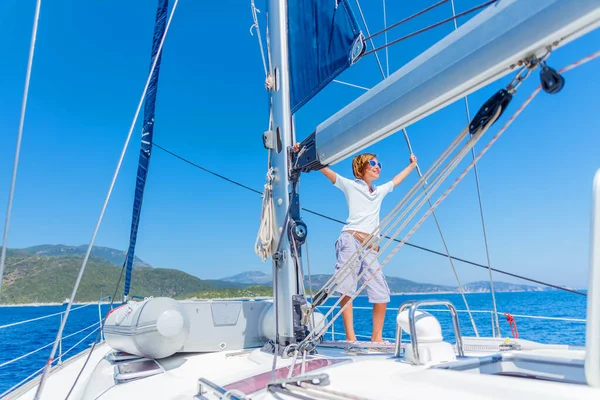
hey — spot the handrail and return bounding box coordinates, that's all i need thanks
[0,365,46,399]
[0,321,99,369]
[0,323,101,398]
[0,296,112,396]
[0,303,92,330]
[316,305,586,323]
[394,300,464,363]
[316,303,586,354]
[97,296,112,341]
[59,325,101,359]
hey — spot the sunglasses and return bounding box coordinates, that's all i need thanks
[368,160,382,169]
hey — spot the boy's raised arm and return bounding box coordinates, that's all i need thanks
[392,154,418,187]
[320,167,337,184]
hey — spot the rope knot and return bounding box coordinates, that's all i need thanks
[266,167,275,181]
[265,73,275,91]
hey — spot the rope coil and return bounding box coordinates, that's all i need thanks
[255,167,276,261]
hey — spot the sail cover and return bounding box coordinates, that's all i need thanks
[288,0,363,114]
[124,0,168,297]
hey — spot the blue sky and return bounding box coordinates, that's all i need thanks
[1,0,599,290]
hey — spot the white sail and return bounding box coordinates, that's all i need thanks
[313,0,600,166]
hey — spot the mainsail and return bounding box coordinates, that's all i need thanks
[123,0,169,297]
[288,0,363,114]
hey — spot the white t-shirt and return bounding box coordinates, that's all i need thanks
[334,174,394,236]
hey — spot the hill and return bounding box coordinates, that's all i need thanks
[221,271,272,285]
[0,253,214,304]
[22,244,152,268]
[221,271,553,294]
[0,245,558,305]
[176,285,272,300]
[460,281,549,293]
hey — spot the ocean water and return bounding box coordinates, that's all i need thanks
[320,291,587,345]
[0,292,587,396]
[0,303,113,397]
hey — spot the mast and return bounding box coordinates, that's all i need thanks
[267,0,302,346]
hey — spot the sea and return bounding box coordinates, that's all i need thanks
[0,291,587,396]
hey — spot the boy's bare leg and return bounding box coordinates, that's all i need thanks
[371,303,387,342]
[340,295,356,341]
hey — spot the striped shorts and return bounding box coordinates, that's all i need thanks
[333,231,391,304]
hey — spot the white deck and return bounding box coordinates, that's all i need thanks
[9,338,599,400]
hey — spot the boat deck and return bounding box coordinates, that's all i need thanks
[10,337,598,400]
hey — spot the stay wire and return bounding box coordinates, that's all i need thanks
[250,0,268,77]
[153,143,262,195]
[382,0,390,77]
[305,106,482,297]
[0,0,42,297]
[401,128,479,336]
[365,0,450,42]
[303,111,504,345]
[354,0,386,79]
[34,1,179,398]
[65,164,152,399]
[450,0,501,337]
[64,262,127,400]
[313,117,479,296]
[362,0,498,57]
[150,143,587,297]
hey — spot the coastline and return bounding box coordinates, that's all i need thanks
[0,290,564,307]
[0,301,115,307]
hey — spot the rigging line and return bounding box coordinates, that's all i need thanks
[314,119,474,297]
[303,236,317,336]
[402,128,479,337]
[365,0,450,42]
[0,322,99,369]
[353,0,386,79]
[382,0,389,77]
[1,366,46,399]
[250,0,268,77]
[362,0,498,57]
[332,79,370,91]
[270,257,280,378]
[0,0,42,297]
[65,258,127,400]
[304,237,315,299]
[314,112,487,297]
[306,209,587,296]
[303,111,504,344]
[34,1,180,399]
[153,143,262,195]
[0,304,90,330]
[152,143,587,296]
[385,47,600,301]
[450,0,500,337]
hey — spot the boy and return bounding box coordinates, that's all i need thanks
[319,152,417,342]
